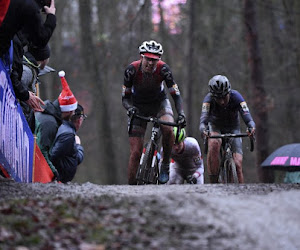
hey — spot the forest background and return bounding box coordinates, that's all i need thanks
[40,0,300,184]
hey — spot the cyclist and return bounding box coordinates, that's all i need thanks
[199,75,255,183]
[168,127,204,185]
[122,40,186,185]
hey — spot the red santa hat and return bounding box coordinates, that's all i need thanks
[58,71,78,112]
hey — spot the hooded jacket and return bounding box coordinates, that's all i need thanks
[35,99,62,176]
[50,120,84,183]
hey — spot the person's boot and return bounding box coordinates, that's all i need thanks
[209,174,219,184]
[158,163,170,184]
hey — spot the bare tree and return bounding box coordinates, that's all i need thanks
[79,0,117,184]
[244,0,274,182]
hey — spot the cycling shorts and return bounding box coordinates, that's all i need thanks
[128,98,174,137]
[208,123,243,155]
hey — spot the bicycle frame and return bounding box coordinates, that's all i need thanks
[128,113,180,184]
[205,133,254,184]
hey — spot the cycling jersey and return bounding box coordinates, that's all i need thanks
[199,90,255,132]
[168,137,204,184]
[122,59,184,114]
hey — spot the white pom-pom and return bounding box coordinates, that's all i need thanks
[58,71,65,77]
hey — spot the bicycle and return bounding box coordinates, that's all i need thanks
[203,131,254,184]
[128,113,181,185]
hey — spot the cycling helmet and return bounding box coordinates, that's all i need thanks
[173,127,186,144]
[208,75,231,97]
[139,40,163,59]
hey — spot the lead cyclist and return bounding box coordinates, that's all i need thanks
[122,40,186,185]
[199,75,255,184]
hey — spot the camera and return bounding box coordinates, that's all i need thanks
[35,0,51,10]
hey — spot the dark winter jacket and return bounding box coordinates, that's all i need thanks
[49,120,84,183]
[35,99,62,176]
[0,0,56,57]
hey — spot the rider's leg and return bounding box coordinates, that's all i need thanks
[128,137,144,185]
[160,114,175,164]
[233,153,244,183]
[157,99,174,184]
[159,114,175,184]
[232,136,244,183]
[207,132,222,183]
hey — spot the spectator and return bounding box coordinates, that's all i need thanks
[0,0,10,27]
[19,42,52,132]
[167,127,204,185]
[35,71,78,180]
[0,0,56,57]
[50,104,86,183]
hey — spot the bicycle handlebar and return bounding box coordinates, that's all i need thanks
[204,132,255,153]
[134,113,180,127]
[208,133,249,139]
[128,113,182,134]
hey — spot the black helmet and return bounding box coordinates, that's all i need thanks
[208,75,231,97]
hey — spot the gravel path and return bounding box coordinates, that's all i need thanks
[0,178,300,249]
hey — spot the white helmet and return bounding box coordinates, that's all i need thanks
[139,40,163,58]
[208,75,231,97]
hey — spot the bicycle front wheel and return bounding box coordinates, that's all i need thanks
[136,141,155,184]
[225,158,238,184]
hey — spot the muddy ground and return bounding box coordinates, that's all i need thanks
[0,178,300,250]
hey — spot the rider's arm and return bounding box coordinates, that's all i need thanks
[122,64,136,110]
[199,94,211,135]
[161,64,184,116]
[236,92,256,130]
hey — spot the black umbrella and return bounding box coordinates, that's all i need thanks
[261,143,300,171]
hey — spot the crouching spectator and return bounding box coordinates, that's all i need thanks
[50,104,86,183]
[167,127,204,184]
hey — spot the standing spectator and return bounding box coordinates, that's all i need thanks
[167,127,204,185]
[19,42,52,132]
[50,104,86,183]
[0,0,10,27]
[0,0,56,57]
[122,40,186,185]
[35,71,78,180]
[0,0,56,111]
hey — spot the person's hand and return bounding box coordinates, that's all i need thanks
[177,113,186,127]
[25,91,45,112]
[44,0,56,15]
[127,106,138,117]
[247,127,255,137]
[202,130,210,139]
[186,174,197,184]
[75,135,81,144]
[52,168,60,182]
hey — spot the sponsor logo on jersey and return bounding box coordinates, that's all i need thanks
[194,156,202,165]
[202,103,210,112]
[240,101,249,112]
[171,83,180,95]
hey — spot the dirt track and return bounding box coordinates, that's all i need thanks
[0,179,300,249]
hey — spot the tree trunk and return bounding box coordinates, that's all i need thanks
[79,0,117,184]
[244,0,274,182]
[186,0,196,135]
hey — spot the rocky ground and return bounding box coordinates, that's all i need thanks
[0,178,300,250]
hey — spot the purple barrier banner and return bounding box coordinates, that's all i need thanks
[0,58,34,182]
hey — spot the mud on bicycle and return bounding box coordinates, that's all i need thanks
[203,129,255,184]
[128,112,183,185]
